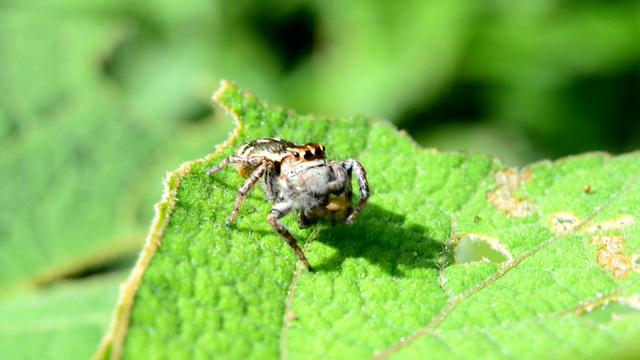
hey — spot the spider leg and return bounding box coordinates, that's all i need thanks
[269,203,313,271]
[207,156,230,175]
[325,161,349,194]
[296,210,314,229]
[225,161,272,225]
[341,158,370,224]
[207,154,248,175]
[262,166,281,202]
[297,208,327,228]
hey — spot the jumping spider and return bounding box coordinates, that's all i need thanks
[208,138,370,271]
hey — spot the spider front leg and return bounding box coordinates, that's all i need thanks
[341,158,370,224]
[207,154,241,175]
[224,161,273,225]
[268,203,313,271]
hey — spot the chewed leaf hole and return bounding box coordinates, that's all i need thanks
[453,234,512,264]
[578,295,640,324]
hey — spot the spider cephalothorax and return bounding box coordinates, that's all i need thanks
[208,138,370,271]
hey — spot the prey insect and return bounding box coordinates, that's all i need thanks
[208,138,370,271]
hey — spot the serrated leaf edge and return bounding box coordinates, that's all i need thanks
[92,80,243,360]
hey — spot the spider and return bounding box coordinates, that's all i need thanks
[208,138,370,271]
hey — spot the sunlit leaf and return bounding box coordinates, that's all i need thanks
[97,81,640,359]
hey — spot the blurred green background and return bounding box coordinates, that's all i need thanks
[0,0,638,358]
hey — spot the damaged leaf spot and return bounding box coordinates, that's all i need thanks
[596,248,631,278]
[549,212,637,279]
[581,215,636,279]
[453,233,513,264]
[575,294,640,324]
[549,212,581,233]
[581,214,634,233]
[486,168,535,217]
[589,235,626,252]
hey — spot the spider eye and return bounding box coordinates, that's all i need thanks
[304,150,313,160]
[293,151,300,158]
[315,147,323,156]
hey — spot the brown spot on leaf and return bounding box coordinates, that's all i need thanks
[549,212,581,233]
[589,231,635,279]
[589,235,626,252]
[596,248,629,273]
[581,214,634,233]
[486,168,535,217]
[550,212,636,279]
[611,256,631,279]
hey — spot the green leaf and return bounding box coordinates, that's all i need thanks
[0,273,126,360]
[97,81,640,359]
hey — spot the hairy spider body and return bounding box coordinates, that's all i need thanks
[276,144,369,226]
[208,139,370,271]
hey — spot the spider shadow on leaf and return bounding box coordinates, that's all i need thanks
[312,203,445,276]
[223,200,445,276]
